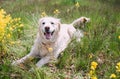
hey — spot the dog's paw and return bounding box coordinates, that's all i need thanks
[11,61,17,66]
[72,16,90,27]
[11,60,20,66]
[81,17,90,23]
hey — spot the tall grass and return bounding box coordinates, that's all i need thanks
[0,0,120,79]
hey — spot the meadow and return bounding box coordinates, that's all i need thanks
[0,0,120,79]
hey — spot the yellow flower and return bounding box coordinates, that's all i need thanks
[118,36,120,39]
[14,18,19,22]
[89,53,93,59]
[116,69,120,72]
[4,14,11,23]
[91,66,96,70]
[9,19,13,23]
[0,9,6,15]
[10,41,15,45]
[10,27,13,31]
[17,18,21,21]
[0,25,5,40]
[117,62,120,66]
[41,11,47,17]
[48,47,53,52]
[12,25,15,28]
[0,9,24,53]
[2,40,4,43]
[53,9,60,15]
[89,70,94,76]
[91,61,98,70]
[75,2,80,8]
[19,24,24,27]
[7,34,11,38]
[110,74,116,79]
[91,76,97,79]
[116,62,120,72]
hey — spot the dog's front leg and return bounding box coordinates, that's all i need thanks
[12,44,39,66]
[36,56,51,68]
[12,53,34,66]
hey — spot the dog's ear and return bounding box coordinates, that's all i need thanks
[55,18,61,24]
[56,19,61,31]
[38,18,44,36]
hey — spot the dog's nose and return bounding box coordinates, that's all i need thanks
[45,27,50,32]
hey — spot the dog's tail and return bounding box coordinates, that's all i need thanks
[71,17,90,27]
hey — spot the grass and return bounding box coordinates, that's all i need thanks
[0,0,120,79]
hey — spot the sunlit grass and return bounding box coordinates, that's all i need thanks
[0,0,120,79]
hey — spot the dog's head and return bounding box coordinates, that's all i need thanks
[38,17,61,41]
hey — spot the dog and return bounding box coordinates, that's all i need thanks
[12,16,90,68]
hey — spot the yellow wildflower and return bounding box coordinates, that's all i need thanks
[117,62,120,66]
[10,41,15,45]
[10,27,13,31]
[12,25,15,28]
[48,47,53,52]
[91,76,97,79]
[91,61,98,70]
[53,9,60,15]
[2,40,4,43]
[14,18,19,22]
[0,9,6,15]
[75,2,80,8]
[89,61,98,79]
[19,24,24,27]
[41,11,47,17]
[110,74,116,79]
[116,62,120,72]
[4,14,11,23]
[118,36,120,39]
[17,18,21,21]
[116,69,120,72]
[89,53,93,59]
[7,34,11,38]
[89,70,94,76]
[0,8,24,53]
[91,66,96,70]
[9,19,13,23]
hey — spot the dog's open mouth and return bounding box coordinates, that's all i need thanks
[44,31,55,39]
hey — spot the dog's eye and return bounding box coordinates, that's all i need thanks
[51,22,54,24]
[42,22,45,25]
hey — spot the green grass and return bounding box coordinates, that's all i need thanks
[0,0,120,79]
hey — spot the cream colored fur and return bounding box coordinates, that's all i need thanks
[12,16,90,68]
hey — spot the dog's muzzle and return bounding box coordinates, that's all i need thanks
[44,27,55,39]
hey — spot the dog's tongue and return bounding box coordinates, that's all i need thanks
[45,33,51,39]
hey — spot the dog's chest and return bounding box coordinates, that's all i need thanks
[38,43,55,57]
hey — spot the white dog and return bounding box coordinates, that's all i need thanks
[12,16,90,68]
